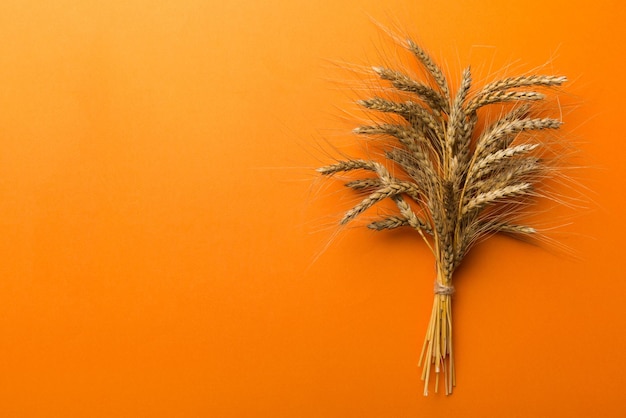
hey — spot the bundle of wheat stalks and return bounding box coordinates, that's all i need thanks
[317,39,566,395]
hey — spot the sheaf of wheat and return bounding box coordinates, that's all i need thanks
[317,38,566,395]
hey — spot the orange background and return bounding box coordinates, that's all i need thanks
[0,0,624,416]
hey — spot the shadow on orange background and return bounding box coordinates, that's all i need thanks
[0,0,624,416]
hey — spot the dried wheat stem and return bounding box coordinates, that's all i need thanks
[419,268,454,395]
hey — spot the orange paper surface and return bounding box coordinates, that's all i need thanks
[0,0,625,416]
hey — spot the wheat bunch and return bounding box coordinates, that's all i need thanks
[317,39,566,395]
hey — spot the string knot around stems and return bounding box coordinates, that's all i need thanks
[434,281,455,295]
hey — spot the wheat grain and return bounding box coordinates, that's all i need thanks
[345,178,383,190]
[368,216,410,230]
[462,183,532,215]
[467,90,545,114]
[406,39,450,102]
[353,123,426,155]
[393,196,433,234]
[476,117,562,158]
[483,221,536,235]
[479,75,566,96]
[372,66,449,113]
[341,183,416,224]
[469,143,540,180]
[358,98,445,141]
[446,67,472,156]
[317,159,380,175]
[385,148,435,193]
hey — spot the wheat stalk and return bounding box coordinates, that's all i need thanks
[317,39,567,395]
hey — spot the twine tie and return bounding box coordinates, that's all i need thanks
[434,282,455,295]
